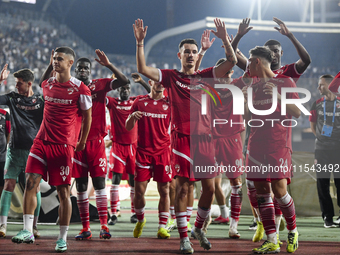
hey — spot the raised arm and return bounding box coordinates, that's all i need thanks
[94,49,129,89]
[210,18,237,78]
[126,111,142,131]
[231,18,253,71]
[131,73,151,93]
[0,64,10,84]
[273,17,311,74]
[195,29,215,71]
[133,19,160,82]
[39,49,54,87]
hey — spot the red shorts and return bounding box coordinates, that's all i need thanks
[171,132,216,181]
[135,148,172,183]
[215,133,243,179]
[109,142,136,180]
[246,147,292,184]
[26,139,74,186]
[73,137,107,178]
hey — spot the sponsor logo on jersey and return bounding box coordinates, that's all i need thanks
[144,102,148,106]
[89,84,96,91]
[68,88,74,94]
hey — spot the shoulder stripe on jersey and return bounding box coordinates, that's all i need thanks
[70,77,82,87]
[172,149,193,165]
[73,158,89,168]
[79,94,92,111]
[111,152,126,166]
[135,160,151,169]
[29,152,47,166]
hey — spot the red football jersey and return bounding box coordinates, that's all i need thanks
[329,71,340,93]
[248,74,299,152]
[212,77,246,138]
[272,63,302,83]
[87,78,114,140]
[38,77,92,147]
[159,67,215,135]
[106,96,137,144]
[131,94,170,155]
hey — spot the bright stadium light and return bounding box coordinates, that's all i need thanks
[2,0,36,4]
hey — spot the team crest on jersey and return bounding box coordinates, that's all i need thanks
[162,104,168,110]
[32,98,37,103]
[175,164,180,173]
[153,101,157,105]
[17,98,21,102]
[337,103,340,109]
[68,88,74,94]
[89,84,96,91]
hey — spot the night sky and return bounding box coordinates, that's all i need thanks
[18,0,312,55]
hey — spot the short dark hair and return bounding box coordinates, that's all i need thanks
[55,46,76,60]
[13,69,34,82]
[178,38,198,50]
[249,46,273,64]
[264,39,281,48]
[76,57,91,67]
[319,74,334,84]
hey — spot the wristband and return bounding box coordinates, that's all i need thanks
[137,44,144,47]
[199,49,206,56]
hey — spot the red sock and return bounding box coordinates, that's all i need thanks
[135,207,145,222]
[170,206,176,219]
[257,193,276,236]
[77,192,90,230]
[159,211,169,228]
[231,185,242,221]
[194,207,210,229]
[276,192,296,231]
[186,206,193,223]
[273,197,283,216]
[130,187,135,214]
[95,189,108,226]
[176,212,188,238]
[110,184,119,215]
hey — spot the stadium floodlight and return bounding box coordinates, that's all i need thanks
[145,16,340,61]
[2,0,36,4]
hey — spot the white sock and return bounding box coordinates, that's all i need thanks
[0,215,8,226]
[219,204,228,218]
[268,232,277,244]
[289,227,297,233]
[23,214,34,233]
[275,215,282,233]
[59,225,69,241]
[230,217,238,229]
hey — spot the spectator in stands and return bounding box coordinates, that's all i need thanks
[309,74,340,228]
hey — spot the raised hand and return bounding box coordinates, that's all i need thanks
[263,82,281,100]
[237,18,253,37]
[133,19,148,43]
[0,64,10,83]
[211,18,227,41]
[95,49,110,66]
[131,73,142,83]
[273,17,292,37]
[201,29,215,51]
